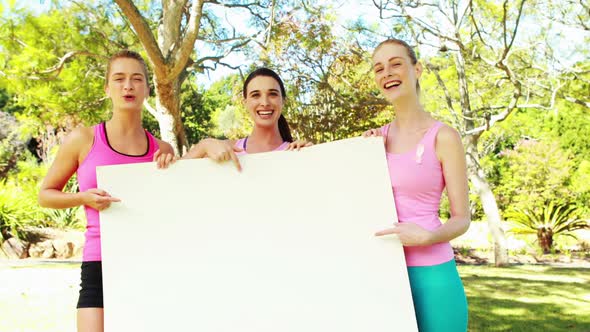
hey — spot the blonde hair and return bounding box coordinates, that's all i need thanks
[373,39,420,94]
[105,50,150,85]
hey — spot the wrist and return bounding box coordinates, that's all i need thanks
[424,230,437,246]
[75,191,88,206]
[187,140,209,158]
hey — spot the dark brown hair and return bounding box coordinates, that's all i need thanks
[243,67,293,142]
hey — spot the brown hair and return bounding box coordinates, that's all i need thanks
[105,50,150,86]
[242,67,293,142]
[373,39,420,94]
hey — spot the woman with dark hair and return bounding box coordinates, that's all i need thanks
[155,67,311,169]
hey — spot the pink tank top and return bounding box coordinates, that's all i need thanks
[382,121,454,266]
[76,122,158,261]
[234,137,289,155]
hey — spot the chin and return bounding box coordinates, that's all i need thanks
[254,120,277,128]
[118,104,142,112]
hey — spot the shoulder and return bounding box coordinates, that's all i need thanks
[435,124,464,161]
[435,123,462,147]
[154,138,175,154]
[62,126,94,149]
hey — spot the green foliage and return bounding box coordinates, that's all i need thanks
[263,4,393,143]
[0,2,143,137]
[570,160,590,214]
[542,105,590,166]
[0,152,85,240]
[506,201,589,254]
[481,105,590,217]
[43,204,83,230]
[494,138,573,214]
[0,158,47,240]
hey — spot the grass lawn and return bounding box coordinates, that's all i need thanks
[0,262,588,331]
[459,264,590,332]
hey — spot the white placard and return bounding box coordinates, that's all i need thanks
[97,137,417,332]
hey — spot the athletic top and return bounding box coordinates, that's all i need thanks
[77,122,158,261]
[234,137,289,155]
[382,121,454,266]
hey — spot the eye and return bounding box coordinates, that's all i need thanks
[375,67,383,73]
[392,63,401,67]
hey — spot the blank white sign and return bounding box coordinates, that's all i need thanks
[97,137,417,332]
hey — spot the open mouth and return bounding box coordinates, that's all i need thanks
[124,95,136,102]
[257,110,274,119]
[383,80,401,90]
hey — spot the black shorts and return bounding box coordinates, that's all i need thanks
[76,261,104,308]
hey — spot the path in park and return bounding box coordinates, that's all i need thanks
[0,260,80,332]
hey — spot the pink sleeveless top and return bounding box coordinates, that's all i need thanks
[382,121,454,267]
[77,122,158,261]
[234,137,289,155]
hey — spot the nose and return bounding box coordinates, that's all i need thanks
[260,94,269,106]
[123,78,134,91]
[382,66,392,77]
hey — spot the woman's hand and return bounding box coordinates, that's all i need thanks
[154,149,178,169]
[81,188,121,211]
[362,128,382,137]
[185,139,243,171]
[286,140,313,151]
[375,222,434,246]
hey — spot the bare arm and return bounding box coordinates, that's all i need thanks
[38,127,91,209]
[429,125,471,243]
[155,138,175,155]
[38,127,119,210]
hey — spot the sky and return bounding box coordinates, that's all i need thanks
[2,0,588,86]
[2,0,379,86]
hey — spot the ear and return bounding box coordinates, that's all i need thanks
[415,62,423,80]
[104,84,110,97]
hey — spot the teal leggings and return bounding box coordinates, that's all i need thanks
[407,259,468,332]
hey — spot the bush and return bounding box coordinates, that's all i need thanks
[506,201,589,254]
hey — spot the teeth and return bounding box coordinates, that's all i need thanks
[384,81,401,89]
[258,111,272,115]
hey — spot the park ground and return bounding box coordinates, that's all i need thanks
[0,257,588,332]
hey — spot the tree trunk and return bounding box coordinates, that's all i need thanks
[154,77,188,154]
[537,228,553,254]
[465,139,509,266]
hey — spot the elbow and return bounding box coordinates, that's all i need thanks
[38,192,48,208]
[461,215,471,234]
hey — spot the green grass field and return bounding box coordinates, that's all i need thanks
[460,264,590,332]
[0,263,588,331]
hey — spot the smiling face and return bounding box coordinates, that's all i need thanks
[104,57,149,112]
[243,75,284,128]
[372,42,422,103]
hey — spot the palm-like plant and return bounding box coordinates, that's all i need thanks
[506,201,589,254]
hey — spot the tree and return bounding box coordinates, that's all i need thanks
[261,4,393,142]
[506,201,589,254]
[497,139,573,212]
[370,0,578,265]
[0,2,144,160]
[113,0,288,153]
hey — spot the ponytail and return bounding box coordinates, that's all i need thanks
[278,114,293,142]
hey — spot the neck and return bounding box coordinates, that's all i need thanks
[249,125,284,146]
[107,109,143,135]
[390,95,428,128]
